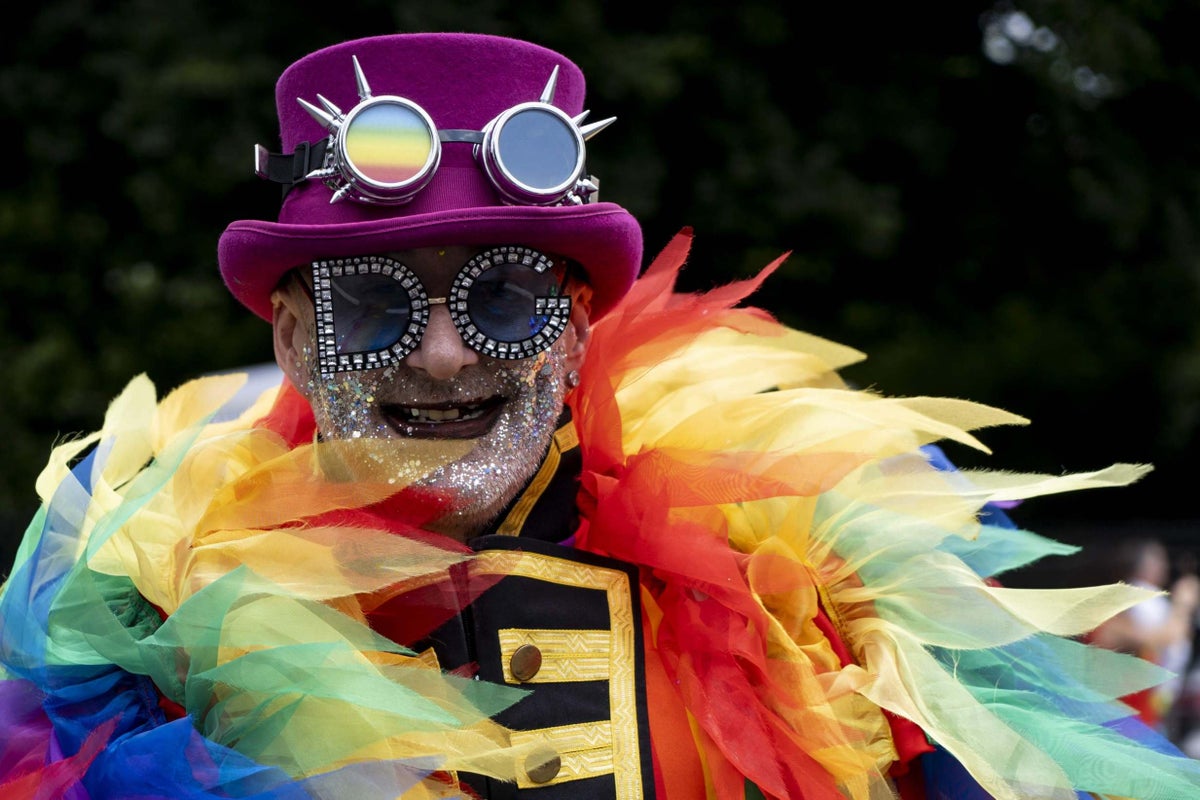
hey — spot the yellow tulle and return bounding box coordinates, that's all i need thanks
[21,227,1194,798]
[573,229,1183,799]
[35,373,533,791]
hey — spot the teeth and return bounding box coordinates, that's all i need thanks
[402,404,487,423]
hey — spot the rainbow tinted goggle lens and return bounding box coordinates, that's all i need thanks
[311,246,572,377]
[256,57,614,207]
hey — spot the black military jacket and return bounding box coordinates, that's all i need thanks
[414,419,658,799]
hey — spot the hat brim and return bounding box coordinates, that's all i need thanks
[218,202,642,322]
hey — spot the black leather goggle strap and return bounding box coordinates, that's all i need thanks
[254,139,330,199]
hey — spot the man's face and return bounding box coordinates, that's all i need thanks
[273,245,585,540]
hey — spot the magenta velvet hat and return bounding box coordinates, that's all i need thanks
[218,33,642,322]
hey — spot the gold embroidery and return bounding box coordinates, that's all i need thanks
[511,721,614,788]
[472,550,643,799]
[495,421,578,536]
[552,419,580,451]
[498,629,612,683]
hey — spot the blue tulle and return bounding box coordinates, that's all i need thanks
[0,440,299,796]
[920,744,996,800]
[0,418,446,798]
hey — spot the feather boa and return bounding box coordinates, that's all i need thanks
[569,228,1200,799]
[2,228,1198,798]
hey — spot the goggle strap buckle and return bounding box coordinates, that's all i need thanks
[254,139,330,198]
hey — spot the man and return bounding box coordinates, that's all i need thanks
[2,32,1199,800]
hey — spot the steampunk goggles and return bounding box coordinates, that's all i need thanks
[311,246,572,377]
[256,57,614,207]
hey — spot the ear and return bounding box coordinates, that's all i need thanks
[271,285,312,394]
[563,302,591,373]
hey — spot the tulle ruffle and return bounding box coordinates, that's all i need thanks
[6,227,1200,799]
[569,228,1200,799]
[0,373,534,798]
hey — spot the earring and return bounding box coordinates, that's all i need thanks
[566,370,580,388]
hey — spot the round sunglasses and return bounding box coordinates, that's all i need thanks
[310,246,573,377]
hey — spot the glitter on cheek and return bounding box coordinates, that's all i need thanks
[299,343,395,440]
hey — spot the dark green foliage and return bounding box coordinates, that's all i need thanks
[4,2,1199,568]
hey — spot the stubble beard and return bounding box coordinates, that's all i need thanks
[300,343,570,542]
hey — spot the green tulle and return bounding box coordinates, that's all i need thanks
[4,374,537,784]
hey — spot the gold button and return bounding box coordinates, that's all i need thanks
[524,747,561,784]
[510,644,543,682]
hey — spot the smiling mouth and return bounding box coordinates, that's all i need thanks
[382,397,506,439]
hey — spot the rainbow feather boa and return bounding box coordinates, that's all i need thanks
[569,230,1199,799]
[1,229,1198,798]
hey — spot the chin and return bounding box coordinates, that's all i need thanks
[422,493,517,542]
[409,406,554,540]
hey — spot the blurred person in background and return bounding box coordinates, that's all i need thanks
[1088,538,1199,736]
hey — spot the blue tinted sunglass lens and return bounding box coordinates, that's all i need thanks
[329,273,414,354]
[466,263,562,342]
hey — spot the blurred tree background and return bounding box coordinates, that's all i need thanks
[3,1,1199,584]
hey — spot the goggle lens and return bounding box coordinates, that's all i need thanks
[342,100,438,190]
[495,107,581,191]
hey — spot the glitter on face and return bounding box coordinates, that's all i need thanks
[295,299,571,541]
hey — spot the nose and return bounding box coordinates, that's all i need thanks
[404,303,479,380]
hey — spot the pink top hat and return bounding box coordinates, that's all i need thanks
[218,33,643,322]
